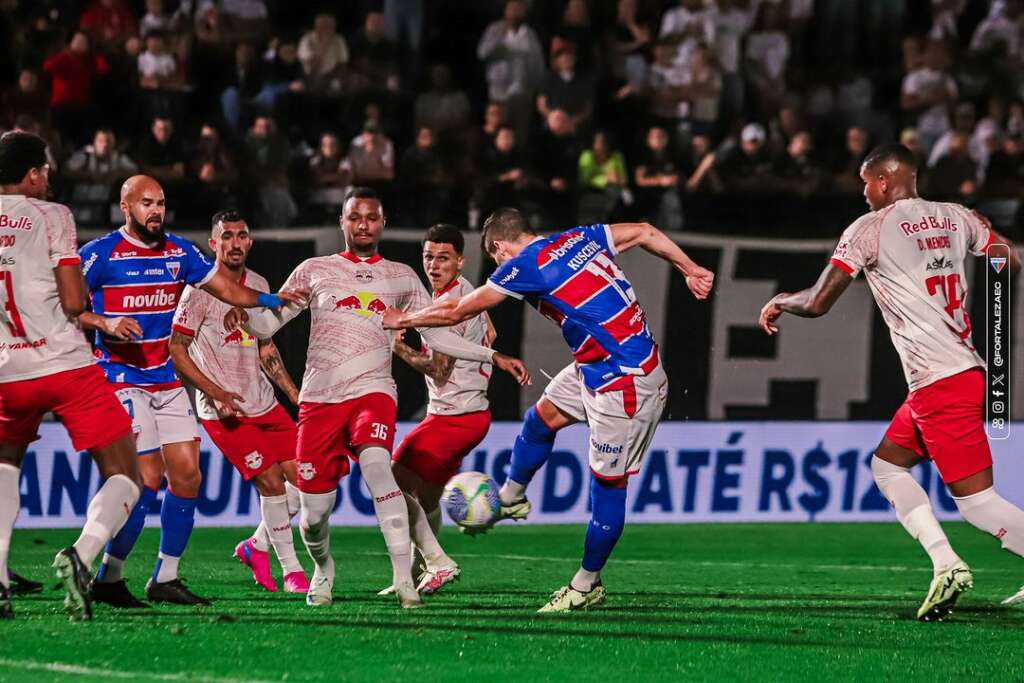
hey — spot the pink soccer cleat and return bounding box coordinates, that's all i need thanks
[416,565,461,595]
[283,571,310,594]
[233,539,277,593]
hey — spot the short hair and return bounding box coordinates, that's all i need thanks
[0,131,48,185]
[424,223,464,254]
[862,143,918,173]
[481,207,533,253]
[344,186,381,207]
[211,209,246,230]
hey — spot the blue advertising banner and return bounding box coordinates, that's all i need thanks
[15,422,1022,528]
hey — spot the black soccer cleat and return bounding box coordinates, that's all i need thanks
[53,547,94,621]
[0,584,13,619]
[145,578,211,606]
[90,578,150,609]
[8,570,44,595]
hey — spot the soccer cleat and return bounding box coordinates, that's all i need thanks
[917,561,973,621]
[396,580,424,609]
[1001,585,1024,606]
[306,563,334,606]
[8,570,43,595]
[537,583,607,613]
[90,579,149,608]
[145,578,211,606]
[283,571,310,594]
[0,585,12,619]
[416,565,461,595]
[499,497,532,522]
[53,547,93,621]
[233,539,277,592]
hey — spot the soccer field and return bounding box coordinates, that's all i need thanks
[3,523,1022,682]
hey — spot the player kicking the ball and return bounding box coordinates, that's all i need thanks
[0,131,142,621]
[386,224,497,595]
[759,143,1024,620]
[384,208,715,613]
[170,210,309,595]
[237,188,529,609]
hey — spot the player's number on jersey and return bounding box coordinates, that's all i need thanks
[925,273,971,336]
[0,271,26,337]
[370,422,389,440]
[585,253,635,305]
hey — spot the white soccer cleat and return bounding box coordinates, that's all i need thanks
[395,581,423,609]
[305,562,334,607]
[1001,584,1024,606]
[499,497,532,522]
[416,564,461,595]
[917,561,973,621]
[537,583,606,614]
[376,584,396,596]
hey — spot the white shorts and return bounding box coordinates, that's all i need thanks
[543,361,668,480]
[115,386,200,455]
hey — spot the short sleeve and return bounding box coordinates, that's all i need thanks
[80,239,105,289]
[487,253,545,300]
[172,286,206,337]
[581,223,617,256]
[45,204,80,268]
[830,214,878,278]
[184,241,217,286]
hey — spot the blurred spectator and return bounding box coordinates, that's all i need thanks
[134,116,185,182]
[342,122,396,188]
[681,134,721,194]
[900,39,957,154]
[769,102,805,152]
[832,125,870,194]
[928,131,978,200]
[190,123,238,189]
[477,0,545,140]
[553,0,597,70]
[42,31,109,147]
[773,131,825,196]
[969,0,1024,63]
[79,0,137,54]
[299,13,350,96]
[744,2,790,117]
[687,44,723,135]
[900,127,930,183]
[138,32,181,90]
[66,128,137,201]
[414,64,471,137]
[244,115,297,227]
[220,41,265,132]
[634,125,682,231]
[713,0,756,126]
[308,131,350,216]
[477,125,529,217]
[383,0,424,56]
[715,122,775,192]
[578,131,628,224]
[609,0,653,85]
[537,44,595,132]
[140,0,173,38]
[349,11,401,93]
[634,40,689,134]
[928,102,984,169]
[197,0,270,44]
[2,69,48,129]
[659,0,715,68]
[984,132,1024,196]
[929,0,968,42]
[399,127,450,226]
[533,109,582,224]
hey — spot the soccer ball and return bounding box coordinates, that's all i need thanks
[442,471,501,529]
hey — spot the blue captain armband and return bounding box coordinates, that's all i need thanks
[256,292,282,309]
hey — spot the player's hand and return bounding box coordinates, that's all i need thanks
[277,288,309,306]
[684,266,715,300]
[382,307,405,330]
[759,295,786,335]
[211,388,245,418]
[493,352,531,386]
[224,307,248,332]
[101,316,142,340]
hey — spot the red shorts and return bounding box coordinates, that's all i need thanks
[885,367,992,484]
[200,404,297,480]
[0,364,132,452]
[393,410,492,486]
[295,393,397,493]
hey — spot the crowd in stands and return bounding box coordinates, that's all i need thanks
[0,0,1022,236]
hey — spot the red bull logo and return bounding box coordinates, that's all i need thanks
[222,328,255,347]
[332,291,388,318]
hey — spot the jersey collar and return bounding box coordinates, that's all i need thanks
[433,277,460,299]
[338,251,383,265]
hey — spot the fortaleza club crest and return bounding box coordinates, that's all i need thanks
[990,257,1007,274]
[166,261,181,278]
[332,291,387,318]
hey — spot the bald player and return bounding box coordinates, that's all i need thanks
[78,176,300,607]
[759,143,1024,621]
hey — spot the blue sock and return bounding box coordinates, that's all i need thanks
[508,406,556,487]
[581,477,627,574]
[97,485,157,581]
[152,491,197,582]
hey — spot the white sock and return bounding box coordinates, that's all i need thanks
[251,519,271,553]
[572,567,600,592]
[0,464,19,590]
[99,555,124,582]
[155,552,180,582]
[359,447,413,588]
[405,494,452,570]
[261,494,302,573]
[73,475,140,568]
[426,506,442,536]
[954,487,1024,556]
[285,481,301,517]
[871,456,960,574]
[500,480,527,505]
[299,490,336,573]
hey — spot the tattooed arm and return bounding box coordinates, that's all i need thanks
[258,339,300,405]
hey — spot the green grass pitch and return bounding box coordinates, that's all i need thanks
[3,523,1022,682]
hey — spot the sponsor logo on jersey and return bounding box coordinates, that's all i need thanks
[105,283,182,314]
[538,231,585,266]
[222,327,256,347]
[82,251,99,274]
[244,451,263,470]
[991,257,1007,274]
[0,256,15,265]
[926,256,954,271]
[124,270,140,276]
[144,268,165,276]
[499,267,519,285]
[355,269,373,282]
[899,215,958,236]
[332,291,386,318]
[166,261,181,278]
[0,235,16,247]
[298,462,316,480]
[0,215,32,230]
[590,438,623,455]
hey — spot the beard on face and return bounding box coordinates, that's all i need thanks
[130,209,165,243]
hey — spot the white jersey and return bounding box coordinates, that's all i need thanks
[172,268,277,420]
[831,197,991,392]
[0,195,95,382]
[425,276,491,416]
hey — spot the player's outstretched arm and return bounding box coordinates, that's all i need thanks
[168,329,244,417]
[382,285,507,330]
[201,267,307,310]
[759,264,853,335]
[392,330,455,384]
[257,339,301,405]
[607,222,715,299]
[419,327,531,386]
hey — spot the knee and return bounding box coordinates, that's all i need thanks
[167,462,202,497]
[300,502,329,530]
[521,406,556,443]
[871,454,908,488]
[253,469,286,497]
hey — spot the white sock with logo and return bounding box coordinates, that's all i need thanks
[251,519,271,553]
[261,494,302,574]
[0,464,20,590]
[299,490,336,574]
[74,475,140,568]
[405,494,452,571]
[359,447,414,588]
[954,487,1024,556]
[871,456,960,574]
